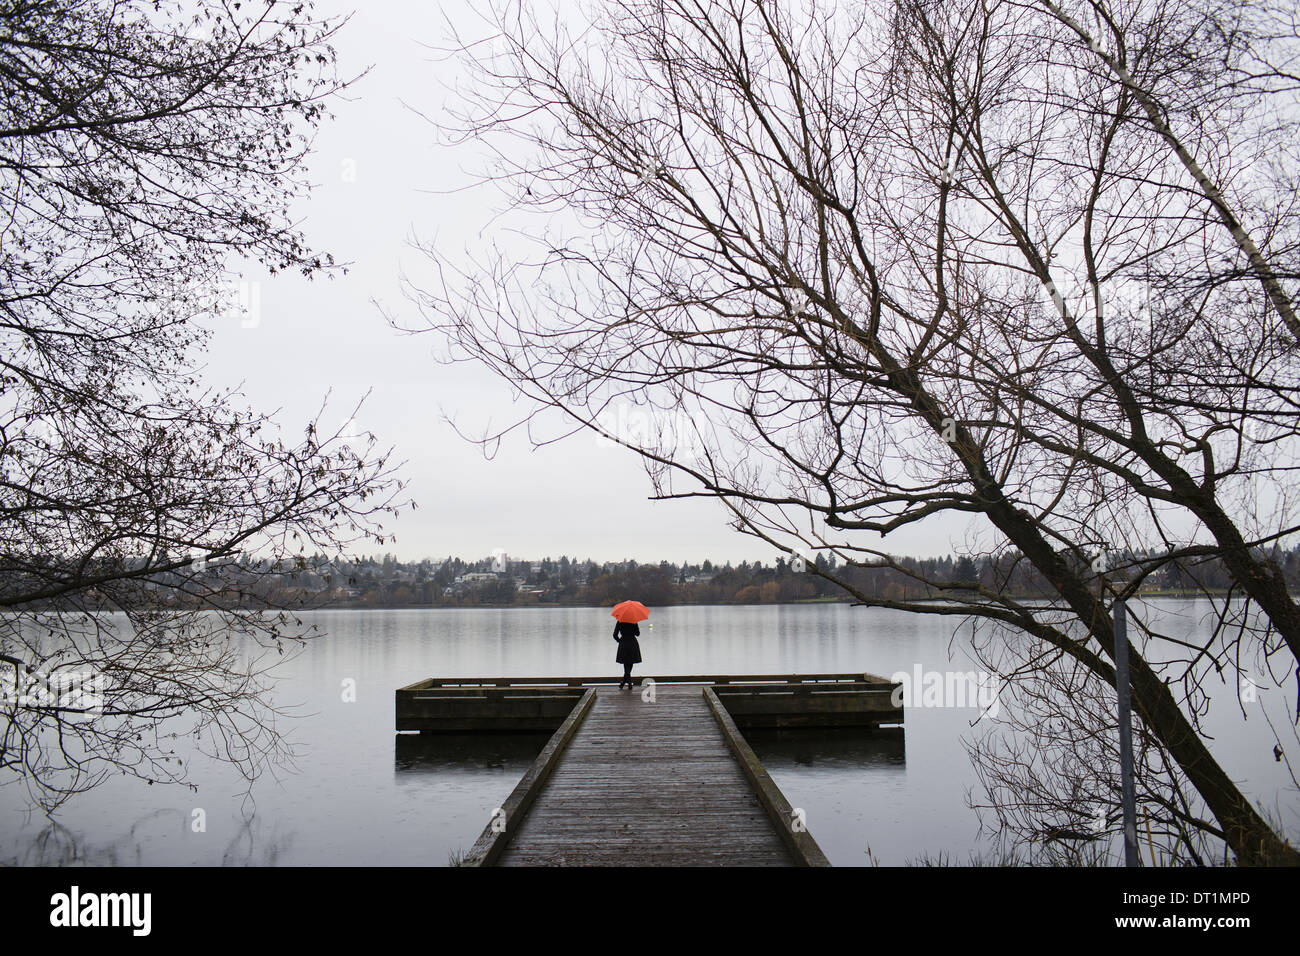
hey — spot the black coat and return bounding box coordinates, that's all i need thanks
[613,621,642,664]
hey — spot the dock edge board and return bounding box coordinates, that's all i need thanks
[703,686,833,867]
[460,687,597,867]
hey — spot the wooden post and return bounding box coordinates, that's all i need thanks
[1113,598,1139,867]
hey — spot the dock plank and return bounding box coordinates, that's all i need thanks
[495,685,795,866]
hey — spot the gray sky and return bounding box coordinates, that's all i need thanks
[200,0,960,566]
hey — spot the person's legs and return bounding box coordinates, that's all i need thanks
[622,662,633,688]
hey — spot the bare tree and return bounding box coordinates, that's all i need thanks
[0,1,406,811]
[963,615,1284,866]
[410,0,1300,862]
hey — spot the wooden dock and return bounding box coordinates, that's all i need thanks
[395,673,902,867]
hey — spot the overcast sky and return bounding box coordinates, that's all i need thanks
[199,0,966,566]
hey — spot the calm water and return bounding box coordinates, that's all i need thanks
[1,601,1295,865]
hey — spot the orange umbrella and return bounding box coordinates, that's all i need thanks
[611,600,649,623]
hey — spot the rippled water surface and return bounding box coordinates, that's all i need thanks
[2,602,1294,865]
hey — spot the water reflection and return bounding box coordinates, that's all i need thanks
[2,602,1291,866]
[4,812,294,867]
[394,732,545,774]
[744,726,906,770]
[219,815,296,867]
[743,727,918,866]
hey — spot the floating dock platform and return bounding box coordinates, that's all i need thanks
[395,673,903,867]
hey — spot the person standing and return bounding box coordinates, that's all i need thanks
[614,619,642,689]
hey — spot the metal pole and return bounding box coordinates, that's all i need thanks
[1112,598,1139,866]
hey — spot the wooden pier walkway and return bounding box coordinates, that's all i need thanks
[496,684,793,866]
[396,672,903,866]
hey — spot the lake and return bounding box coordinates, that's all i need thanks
[1,601,1294,865]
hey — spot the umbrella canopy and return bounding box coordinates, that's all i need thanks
[611,600,650,623]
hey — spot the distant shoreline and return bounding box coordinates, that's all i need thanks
[300,597,856,611]
[300,589,1238,612]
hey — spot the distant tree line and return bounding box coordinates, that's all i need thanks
[37,544,1290,609]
